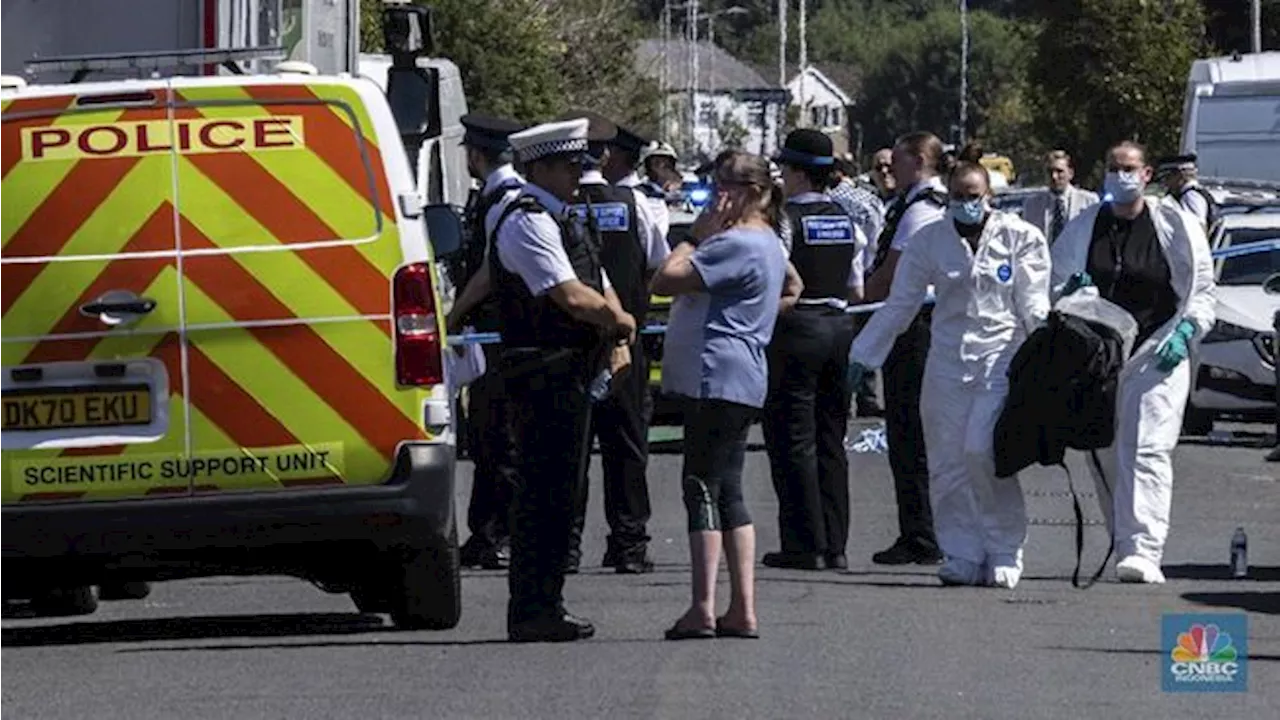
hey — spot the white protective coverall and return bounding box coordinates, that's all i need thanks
[850,210,1051,587]
[1050,201,1215,582]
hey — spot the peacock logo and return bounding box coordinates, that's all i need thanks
[1168,622,1241,686]
[1171,623,1237,664]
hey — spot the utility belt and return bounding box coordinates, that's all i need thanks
[496,342,607,395]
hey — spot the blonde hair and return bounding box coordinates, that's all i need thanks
[1044,150,1073,168]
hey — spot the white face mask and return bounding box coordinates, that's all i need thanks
[1104,170,1145,204]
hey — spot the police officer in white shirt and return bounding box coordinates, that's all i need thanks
[447,114,526,571]
[1156,154,1217,232]
[608,125,672,243]
[861,131,949,567]
[491,118,637,643]
[561,111,670,574]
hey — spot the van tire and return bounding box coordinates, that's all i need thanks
[388,534,461,631]
[350,585,391,614]
[98,581,152,601]
[32,585,98,617]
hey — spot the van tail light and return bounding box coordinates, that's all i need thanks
[393,263,443,386]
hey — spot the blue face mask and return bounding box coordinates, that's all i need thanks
[1104,170,1145,204]
[948,198,987,226]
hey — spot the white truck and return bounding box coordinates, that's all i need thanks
[1180,51,1280,184]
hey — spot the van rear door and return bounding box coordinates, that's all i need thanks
[1,84,189,502]
[168,77,429,495]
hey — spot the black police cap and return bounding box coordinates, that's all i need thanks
[612,126,649,155]
[775,128,835,168]
[1156,153,1198,170]
[460,113,525,152]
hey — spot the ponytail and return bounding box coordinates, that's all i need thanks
[766,184,786,237]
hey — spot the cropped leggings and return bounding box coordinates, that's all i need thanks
[681,398,756,532]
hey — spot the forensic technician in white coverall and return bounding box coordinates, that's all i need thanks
[1050,141,1216,585]
[848,162,1051,588]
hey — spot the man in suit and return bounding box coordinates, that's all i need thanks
[1023,150,1100,245]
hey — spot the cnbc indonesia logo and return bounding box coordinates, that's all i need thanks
[1169,623,1241,686]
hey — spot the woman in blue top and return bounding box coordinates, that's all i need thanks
[650,151,801,640]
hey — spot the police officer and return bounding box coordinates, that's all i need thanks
[609,126,671,244]
[560,112,669,574]
[1156,154,1217,232]
[861,131,948,567]
[493,118,637,642]
[761,129,865,571]
[641,141,683,199]
[445,114,525,570]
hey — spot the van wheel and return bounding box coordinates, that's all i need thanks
[31,585,98,617]
[98,582,151,601]
[388,535,461,631]
[1182,403,1214,436]
[350,585,392,614]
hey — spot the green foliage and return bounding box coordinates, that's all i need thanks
[358,0,658,128]
[1029,0,1208,183]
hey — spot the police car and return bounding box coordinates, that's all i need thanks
[1184,212,1280,434]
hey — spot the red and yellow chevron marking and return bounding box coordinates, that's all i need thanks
[1,81,431,505]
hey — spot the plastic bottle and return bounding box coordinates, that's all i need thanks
[588,368,612,402]
[1230,527,1248,579]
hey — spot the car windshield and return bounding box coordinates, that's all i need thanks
[1218,228,1280,286]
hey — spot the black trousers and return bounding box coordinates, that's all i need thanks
[882,309,936,548]
[568,350,652,562]
[762,307,856,555]
[503,351,594,625]
[463,360,516,552]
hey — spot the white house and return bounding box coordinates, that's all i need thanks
[787,66,854,156]
[635,38,788,165]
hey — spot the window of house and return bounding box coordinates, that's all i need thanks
[699,99,718,125]
[811,107,825,127]
[747,101,765,127]
[830,107,841,127]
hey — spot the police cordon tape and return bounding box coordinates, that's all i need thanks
[446,238,1277,347]
[446,294,937,346]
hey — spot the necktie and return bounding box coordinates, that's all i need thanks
[1050,193,1067,243]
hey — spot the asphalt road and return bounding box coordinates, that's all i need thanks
[4,419,1278,720]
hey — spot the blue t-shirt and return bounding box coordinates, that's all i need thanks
[662,227,788,408]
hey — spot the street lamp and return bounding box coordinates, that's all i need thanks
[959,0,968,145]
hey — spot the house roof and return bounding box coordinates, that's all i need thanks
[787,65,854,106]
[635,39,779,93]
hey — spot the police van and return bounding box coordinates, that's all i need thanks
[1,6,468,629]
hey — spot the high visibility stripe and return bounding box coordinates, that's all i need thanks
[152,335,301,449]
[1,157,175,325]
[238,84,396,218]
[179,229,422,458]
[1,94,78,177]
[21,204,175,364]
[175,163,392,338]
[180,149,391,316]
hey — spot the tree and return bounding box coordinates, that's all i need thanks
[1029,0,1209,183]
[358,0,658,127]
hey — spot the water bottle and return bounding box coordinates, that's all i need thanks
[588,368,612,402]
[1230,527,1248,579]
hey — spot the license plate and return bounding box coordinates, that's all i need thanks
[1,385,152,431]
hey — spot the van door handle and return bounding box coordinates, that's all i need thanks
[80,298,157,316]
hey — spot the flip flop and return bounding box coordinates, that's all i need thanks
[714,617,759,639]
[664,622,715,640]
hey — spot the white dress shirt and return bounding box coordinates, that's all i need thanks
[480,164,526,244]
[617,170,671,242]
[496,181,612,296]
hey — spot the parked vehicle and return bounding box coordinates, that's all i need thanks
[1180,52,1280,183]
[1184,213,1280,434]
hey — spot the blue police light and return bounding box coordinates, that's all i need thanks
[687,185,712,208]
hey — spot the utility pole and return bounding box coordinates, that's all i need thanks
[798,0,807,127]
[661,0,671,142]
[778,0,787,87]
[686,0,699,159]
[959,0,969,145]
[1253,0,1263,54]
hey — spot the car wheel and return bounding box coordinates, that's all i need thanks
[1182,403,1214,436]
[31,585,98,617]
[388,530,462,631]
[98,581,151,601]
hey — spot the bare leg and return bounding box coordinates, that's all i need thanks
[721,524,757,631]
[677,530,720,629]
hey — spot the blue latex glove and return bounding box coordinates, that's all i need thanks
[847,361,869,389]
[1155,319,1197,372]
[1062,271,1093,296]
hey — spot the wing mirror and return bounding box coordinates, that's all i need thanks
[424,203,464,259]
[1264,272,1280,295]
